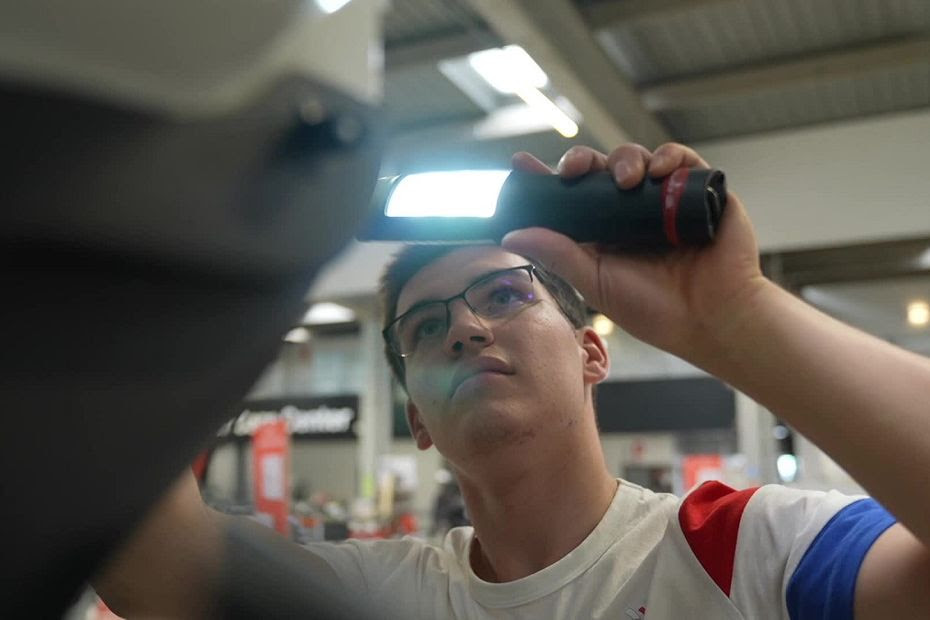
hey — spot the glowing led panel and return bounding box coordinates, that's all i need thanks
[385,170,510,218]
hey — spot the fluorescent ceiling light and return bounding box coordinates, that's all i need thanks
[314,0,352,14]
[284,327,312,344]
[907,301,929,327]
[513,85,579,138]
[303,302,356,325]
[468,45,548,94]
[467,45,578,138]
[385,170,510,218]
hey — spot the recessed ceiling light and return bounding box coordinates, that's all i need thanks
[592,313,614,336]
[776,454,799,483]
[907,301,929,327]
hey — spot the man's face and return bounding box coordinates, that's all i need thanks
[395,246,606,468]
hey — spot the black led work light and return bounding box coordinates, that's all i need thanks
[359,167,727,250]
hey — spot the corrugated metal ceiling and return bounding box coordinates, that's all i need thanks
[382,0,930,144]
[384,0,487,46]
[593,0,930,83]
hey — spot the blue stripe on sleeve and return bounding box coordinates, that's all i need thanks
[786,498,896,620]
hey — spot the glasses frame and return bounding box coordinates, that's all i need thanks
[383,264,538,358]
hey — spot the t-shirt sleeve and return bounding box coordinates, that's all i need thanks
[678,482,896,619]
[302,539,373,591]
[784,497,896,620]
[303,537,445,617]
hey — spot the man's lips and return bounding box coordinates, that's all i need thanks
[451,357,514,395]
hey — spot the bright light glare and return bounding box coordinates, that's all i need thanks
[468,45,548,94]
[907,301,930,327]
[385,170,510,218]
[592,314,614,337]
[776,454,799,483]
[283,327,311,344]
[315,0,352,13]
[303,302,356,325]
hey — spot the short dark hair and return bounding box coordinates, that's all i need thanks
[379,244,588,388]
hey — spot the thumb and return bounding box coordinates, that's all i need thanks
[501,227,600,304]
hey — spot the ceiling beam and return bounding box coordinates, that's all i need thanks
[581,0,736,29]
[385,29,500,71]
[641,36,930,111]
[465,0,670,149]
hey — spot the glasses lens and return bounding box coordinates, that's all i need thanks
[465,268,536,319]
[394,302,448,356]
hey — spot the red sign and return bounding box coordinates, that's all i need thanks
[252,419,290,535]
[682,454,723,492]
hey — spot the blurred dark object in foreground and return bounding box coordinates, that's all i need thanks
[0,74,382,616]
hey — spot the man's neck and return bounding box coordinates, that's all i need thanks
[454,426,617,583]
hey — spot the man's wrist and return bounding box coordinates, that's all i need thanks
[683,275,782,377]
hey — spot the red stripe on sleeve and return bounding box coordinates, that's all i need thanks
[678,481,760,596]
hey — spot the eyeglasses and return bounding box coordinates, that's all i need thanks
[384,265,539,358]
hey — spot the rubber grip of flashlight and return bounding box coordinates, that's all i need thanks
[494,168,726,249]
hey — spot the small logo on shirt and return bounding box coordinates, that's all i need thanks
[624,605,646,619]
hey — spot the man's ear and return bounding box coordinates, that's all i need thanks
[406,400,434,451]
[579,326,610,385]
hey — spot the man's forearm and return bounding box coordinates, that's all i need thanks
[94,472,224,618]
[693,279,930,545]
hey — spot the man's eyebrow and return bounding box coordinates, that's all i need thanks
[400,266,510,315]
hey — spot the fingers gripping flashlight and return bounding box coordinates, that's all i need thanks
[358,168,727,249]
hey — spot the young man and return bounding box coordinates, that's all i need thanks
[98,142,930,618]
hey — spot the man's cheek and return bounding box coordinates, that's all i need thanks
[410,365,455,395]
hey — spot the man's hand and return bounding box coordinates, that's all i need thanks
[503,143,767,360]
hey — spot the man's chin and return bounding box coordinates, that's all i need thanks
[456,411,538,459]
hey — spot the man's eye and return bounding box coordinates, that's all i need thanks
[489,287,521,306]
[415,318,444,339]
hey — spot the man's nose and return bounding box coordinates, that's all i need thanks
[444,299,494,355]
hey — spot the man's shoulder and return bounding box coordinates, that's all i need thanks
[667,481,879,607]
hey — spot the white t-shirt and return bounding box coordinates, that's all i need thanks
[306,480,895,619]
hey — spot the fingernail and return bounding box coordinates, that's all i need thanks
[556,152,570,173]
[613,162,630,183]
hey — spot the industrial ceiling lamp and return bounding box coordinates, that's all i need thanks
[359,167,727,250]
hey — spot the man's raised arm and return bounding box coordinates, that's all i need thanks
[94,472,224,618]
[503,142,930,618]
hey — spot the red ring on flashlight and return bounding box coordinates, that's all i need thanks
[661,168,689,246]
